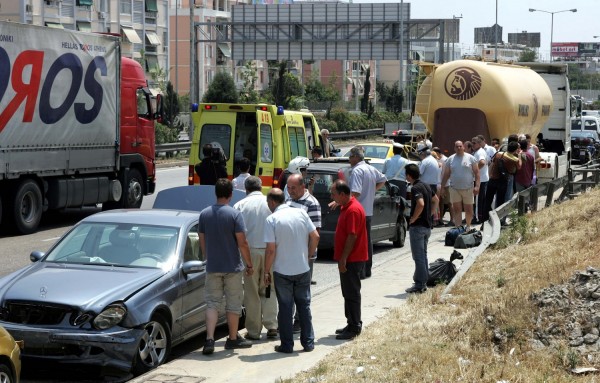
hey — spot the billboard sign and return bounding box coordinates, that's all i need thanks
[552,42,600,58]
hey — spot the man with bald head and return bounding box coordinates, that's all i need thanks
[441,140,480,229]
[264,188,320,354]
[286,173,322,332]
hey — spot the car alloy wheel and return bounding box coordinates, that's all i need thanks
[133,314,171,375]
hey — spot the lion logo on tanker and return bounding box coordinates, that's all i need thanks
[444,67,482,101]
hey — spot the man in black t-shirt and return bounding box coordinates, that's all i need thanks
[405,163,432,294]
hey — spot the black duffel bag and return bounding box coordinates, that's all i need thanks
[454,228,482,249]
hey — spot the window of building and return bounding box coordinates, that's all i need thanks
[45,22,64,29]
[145,0,158,12]
[120,0,132,14]
[145,55,159,72]
[77,21,92,32]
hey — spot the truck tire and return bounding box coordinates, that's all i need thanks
[11,179,43,235]
[124,168,144,208]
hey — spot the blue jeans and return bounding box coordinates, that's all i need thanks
[274,271,314,351]
[409,225,431,289]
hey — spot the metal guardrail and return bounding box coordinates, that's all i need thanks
[442,159,600,298]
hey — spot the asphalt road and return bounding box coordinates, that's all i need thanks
[1,163,407,382]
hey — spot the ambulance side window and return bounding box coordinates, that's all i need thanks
[303,117,315,148]
[199,125,231,160]
[288,126,308,158]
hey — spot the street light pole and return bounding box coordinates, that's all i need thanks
[452,14,462,61]
[529,8,577,62]
[494,0,498,62]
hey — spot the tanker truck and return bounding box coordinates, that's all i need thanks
[0,21,161,234]
[415,60,573,183]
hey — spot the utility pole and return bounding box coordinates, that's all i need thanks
[189,0,196,138]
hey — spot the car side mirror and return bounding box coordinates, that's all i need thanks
[30,250,45,262]
[182,260,206,276]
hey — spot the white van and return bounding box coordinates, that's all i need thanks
[572,115,600,135]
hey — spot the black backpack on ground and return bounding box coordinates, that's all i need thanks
[427,250,464,287]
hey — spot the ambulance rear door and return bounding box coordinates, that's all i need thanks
[256,109,275,193]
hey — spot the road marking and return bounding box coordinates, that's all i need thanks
[43,236,61,242]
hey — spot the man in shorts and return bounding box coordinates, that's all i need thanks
[441,141,480,229]
[199,178,254,355]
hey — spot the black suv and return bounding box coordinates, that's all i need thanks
[306,158,407,250]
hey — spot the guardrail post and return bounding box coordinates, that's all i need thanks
[517,191,528,215]
[545,182,556,208]
[530,186,539,212]
[567,167,574,199]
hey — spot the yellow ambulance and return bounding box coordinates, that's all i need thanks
[188,103,322,193]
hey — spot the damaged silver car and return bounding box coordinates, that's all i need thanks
[0,207,224,378]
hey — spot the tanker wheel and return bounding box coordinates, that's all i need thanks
[124,168,144,209]
[11,179,43,234]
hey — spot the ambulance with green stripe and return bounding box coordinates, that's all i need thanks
[188,103,322,193]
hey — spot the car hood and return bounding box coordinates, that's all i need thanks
[0,262,166,312]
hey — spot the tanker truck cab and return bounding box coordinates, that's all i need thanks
[188,103,321,193]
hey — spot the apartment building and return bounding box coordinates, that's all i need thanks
[0,0,169,88]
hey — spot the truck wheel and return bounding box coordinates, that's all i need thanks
[11,179,42,235]
[124,168,144,208]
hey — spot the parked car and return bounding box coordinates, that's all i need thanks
[0,324,21,383]
[342,143,395,159]
[0,186,247,378]
[571,130,600,163]
[307,158,407,250]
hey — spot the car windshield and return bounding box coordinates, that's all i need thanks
[305,170,346,199]
[573,131,596,139]
[343,145,389,159]
[45,223,180,269]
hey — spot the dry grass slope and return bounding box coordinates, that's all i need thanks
[286,187,600,383]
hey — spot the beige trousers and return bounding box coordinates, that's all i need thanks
[243,247,278,337]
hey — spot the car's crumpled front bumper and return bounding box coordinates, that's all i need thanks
[0,321,145,373]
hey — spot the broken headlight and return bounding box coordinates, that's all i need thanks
[92,303,126,330]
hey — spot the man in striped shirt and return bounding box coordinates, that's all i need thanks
[286,173,321,332]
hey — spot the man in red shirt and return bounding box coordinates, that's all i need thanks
[330,179,368,340]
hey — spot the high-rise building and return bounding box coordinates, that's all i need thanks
[474,24,502,44]
[507,32,540,48]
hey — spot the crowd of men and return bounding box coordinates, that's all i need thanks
[195,134,542,354]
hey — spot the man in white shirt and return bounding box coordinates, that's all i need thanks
[233,176,278,341]
[440,141,480,229]
[382,143,408,198]
[232,158,252,192]
[348,146,386,279]
[472,136,489,224]
[264,189,319,354]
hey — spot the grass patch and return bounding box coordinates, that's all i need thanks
[289,187,600,382]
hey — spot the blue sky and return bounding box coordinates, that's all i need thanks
[355,0,596,59]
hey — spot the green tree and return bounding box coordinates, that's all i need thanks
[202,71,239,103]
[518,48,537,62]
[239,61,259,103]
[268,61,304,109]
[164,82,183,131]
[361,66,371,113]
[304,70,340,118]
